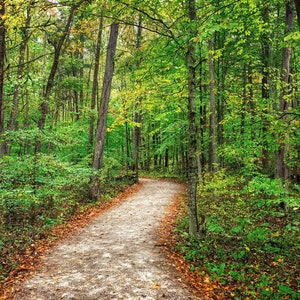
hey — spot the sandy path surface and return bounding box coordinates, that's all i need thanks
[14,178,201,300]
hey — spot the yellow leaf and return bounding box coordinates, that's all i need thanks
[244,244,250,251]
[152,283,161,289]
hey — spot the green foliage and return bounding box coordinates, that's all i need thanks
[1,0,299,297]
[0,153,134,281]
[175,170,300,299]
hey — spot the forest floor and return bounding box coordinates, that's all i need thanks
[2,178,208,300]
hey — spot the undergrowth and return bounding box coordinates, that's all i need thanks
[175,170,300,299]
[0,154,134,283]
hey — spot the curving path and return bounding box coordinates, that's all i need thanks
[14,178,201,300]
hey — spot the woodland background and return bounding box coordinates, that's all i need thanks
[0,0,299,298]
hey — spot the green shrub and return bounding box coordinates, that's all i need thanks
[175,170,300,298]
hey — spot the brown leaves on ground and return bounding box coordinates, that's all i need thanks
[157,184,233,300]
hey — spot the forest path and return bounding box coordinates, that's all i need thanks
[14,178,201,300]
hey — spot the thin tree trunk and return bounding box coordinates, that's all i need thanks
[4,8,31,155]
[8,9,31,131]
[208,38,218,172]
[79,33,85,109]
[35,2,85,153]
[89,14,103,149]
[198,47,206,178]
[71,55,80,121]
[125,121,131,170]
[276,1,294,181]
[92,23,119,171]
[215,30,225,168]
[164,147,169,170]
[261,5,270,173]
[24,86,30,154]
[186,0,199,237]
[132,15,143,180]
[0,1,6,157]
[132,108,141,176]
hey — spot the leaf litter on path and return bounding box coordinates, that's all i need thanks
[6,178,203,300]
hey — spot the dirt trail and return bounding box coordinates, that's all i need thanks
[14,178,201,300]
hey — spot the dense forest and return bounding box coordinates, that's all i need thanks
[0,0,299,298]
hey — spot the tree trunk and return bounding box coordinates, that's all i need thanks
[4,8,31,155]
[90,23,119,200]
[132,109,141,176]
[35,2,85,153]
[24,86,30,154]
[92,23,119,171]
[0,1,6,157]
[261,5,270,173]
[276,1,294,181]
[8,9,31,131]
[208,38,218,172]
[198,47,206,178]
[125,121,131,169]
[215,31,225,168]
[186,0,199,237]
[132,15,143,180]
[89,14,103,149]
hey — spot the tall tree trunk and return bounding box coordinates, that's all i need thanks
[215,30,225,168]
[261,5,270,173]
[90,23,119,200]
[208,38,218,172]
[35,2,85,153]
[24,86,30,154]
[125,121,131,169]
[186,0,199,237]
[0,1,6,157]
[198,47,206,179]
[8,8,31,131]
[132,15,143,180]
[92,23,119,171]
[132,107,141,176]
[276,1,294,180]
[5,8,31,155]
[89,14,103,149]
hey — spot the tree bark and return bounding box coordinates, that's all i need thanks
[261,5,270,173]
[198,51,206,178]
[186,0,199,237]
[8,9,31,131]
[92,23,119,170]
[4,8,31,155]
[35,1,86,153]
[132,15,143,181]
[276,0,294,181]
[89,14,103,149]
[0,1,6,157]
[208,38,218,172]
